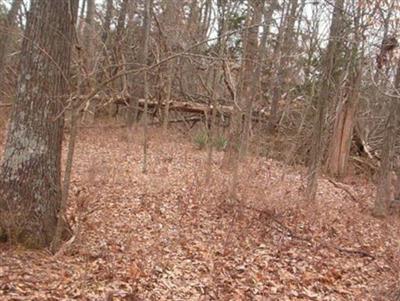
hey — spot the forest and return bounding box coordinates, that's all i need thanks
[0,0,400,300]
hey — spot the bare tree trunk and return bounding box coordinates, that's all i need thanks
[111,0,129,79]
[200,0,212,39]
[267,0,289,125]
[0,0,78,248]
[156,0,178,132]
[82,0,95,86]
[205,0,228,178]
[96,0,113,84]
[51,96,80,253]
[326,64,362,178]
[162,61,173,132]
[51,42,87,253]
[142,0,152,174]
[256,0,277,104]
[374,59,400,217]
[306,0,344,201]
[101,0,113,45]
[77,0,87,30]
[241,0,263,156]
[205,60,222,180]
[326,10,364,178]
[223,0,261,197]
[0,0,23,92]
[83,0,95,53]
[269,0,299,131]
[133,0,155,126]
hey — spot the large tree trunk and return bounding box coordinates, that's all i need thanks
[326,10,364,178]
[326,66,362,178]
[374,59,400,217]
[0,0,78,248]
[306,0,344,201]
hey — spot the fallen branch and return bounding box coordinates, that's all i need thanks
[351,156,378,172]
[335,246,375,259]
[327,178,362,205]
[150,116,202,126]
[239,203,375,260]
[94,96,270,122]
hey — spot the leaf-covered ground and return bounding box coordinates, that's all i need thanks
[0,127,399,300]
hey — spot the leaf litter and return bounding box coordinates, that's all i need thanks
[0,127,400,300]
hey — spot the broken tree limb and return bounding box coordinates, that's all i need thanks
[111,97,270,122]
[327,178,364,206]
[239,203,376,260]
[149,116,202,126]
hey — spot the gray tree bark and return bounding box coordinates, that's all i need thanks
[0,0,78,248]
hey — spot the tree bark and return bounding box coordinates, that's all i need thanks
[306,0,344,201]
[82,0,95,90]
[269,0,299,131]
[77,0,86,30]
[83,0,95,56]
[96,0,113,84]
[0,0,23,91]
[142,0,152,174]
[111,0,129,78]
[241,0,263,156]
[326,9,364,178]
[374,59,400,217]
[101,0,113,45]
[326,64,362,178]
[0,0,78,248]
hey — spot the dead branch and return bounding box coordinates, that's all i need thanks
[327,178,364,206]
[239,203,375,260]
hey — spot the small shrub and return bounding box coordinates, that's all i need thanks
[193,131,208,150]
[214,134,228,151]
[193,131,229,151]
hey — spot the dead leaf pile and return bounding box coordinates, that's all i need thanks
[1,127,399,300]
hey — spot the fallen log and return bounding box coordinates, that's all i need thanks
[112,97,270,122]
[72,95,270,124]
[149,116,202,126]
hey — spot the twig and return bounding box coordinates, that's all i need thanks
[327,178,365,207]
[240,204,375,260]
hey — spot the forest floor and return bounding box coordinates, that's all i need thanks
[0,126,400,300]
